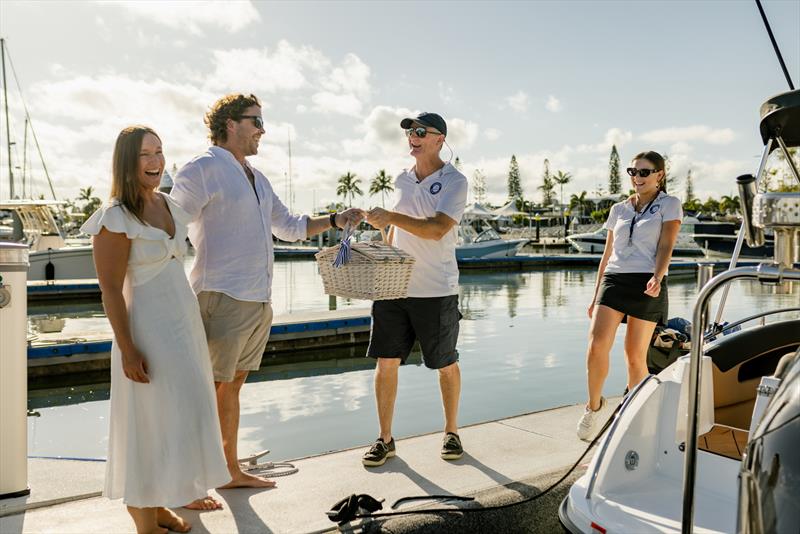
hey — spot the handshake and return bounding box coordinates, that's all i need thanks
[336,208,394,229]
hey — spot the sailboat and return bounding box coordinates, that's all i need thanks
[0,38,96,281]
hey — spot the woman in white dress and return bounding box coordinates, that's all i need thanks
[82,126,230,533]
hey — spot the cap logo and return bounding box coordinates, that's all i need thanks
[430,182,442,195]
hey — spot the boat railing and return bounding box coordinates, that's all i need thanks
[681,264,800,533]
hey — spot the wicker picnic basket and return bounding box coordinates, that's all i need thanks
[315,229,415,300]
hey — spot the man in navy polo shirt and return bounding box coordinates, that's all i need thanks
[362,112,468,466]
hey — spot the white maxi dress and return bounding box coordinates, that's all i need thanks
[82,194,230,508]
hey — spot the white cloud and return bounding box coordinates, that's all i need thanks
[506,91,529,112]
[639,125,736,145]
[576,128,633,153]
[484,128,501,141]
[311,92,363,116]
[545,95,562,112]
[320,54,371,101]
[98,0,261,35]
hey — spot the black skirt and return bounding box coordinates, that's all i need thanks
[596,272,668,324]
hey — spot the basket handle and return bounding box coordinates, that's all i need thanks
[380,227,388,243]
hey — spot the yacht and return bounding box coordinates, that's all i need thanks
[0,201,96,281]
[566,217,705,256]
[560,88,800,534]
[456,224,528,260]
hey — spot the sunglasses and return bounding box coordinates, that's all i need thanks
[240,115,264,130]
[405,127,442,138]
[626,168,660,178]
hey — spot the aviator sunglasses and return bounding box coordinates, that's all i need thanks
[405,127,442,138]
[626,167,661,178]
[240,115,264,130]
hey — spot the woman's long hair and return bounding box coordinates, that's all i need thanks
[632,150,667,193]
[110,126,160,222]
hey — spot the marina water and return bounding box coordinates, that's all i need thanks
[26,259,799,462]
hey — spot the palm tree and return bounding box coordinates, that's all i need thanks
[719,195,740,215]
[569,191,589,215]
[78,186,94,202]
[336,172,363,207]
[553,170,572,208]
[369,169,394,208]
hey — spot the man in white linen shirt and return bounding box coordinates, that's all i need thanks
[172,93,363,489]
[361,112,468,467]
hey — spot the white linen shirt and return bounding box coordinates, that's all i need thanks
[603,191,683,274]
[391,163,468,297]
[170,146,308,303]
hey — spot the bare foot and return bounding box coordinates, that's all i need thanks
[156,508,191,533]
[217,470,277,489]
[182,496,223,511]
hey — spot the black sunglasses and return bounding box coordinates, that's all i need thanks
[240,115,264,130]
[405,127,441,138]
[626,167,660,178]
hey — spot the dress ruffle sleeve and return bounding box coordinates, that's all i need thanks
[80,203,144,239]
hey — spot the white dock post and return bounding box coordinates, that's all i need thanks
[0,242,30,499]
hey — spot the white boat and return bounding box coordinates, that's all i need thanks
[560,88,800,534]
[566,217,705,256]
[0,200,96,281]
[456,225,527,260]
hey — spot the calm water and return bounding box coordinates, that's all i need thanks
[27,260,799,461]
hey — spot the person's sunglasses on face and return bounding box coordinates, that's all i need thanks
[405,127,442,138]
[626,167,660,178]
[240,115,264,130]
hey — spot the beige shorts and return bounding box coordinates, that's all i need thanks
[197,291,273,382]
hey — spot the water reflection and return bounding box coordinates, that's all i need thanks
[27,265,799,461]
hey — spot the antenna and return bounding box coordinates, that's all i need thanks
[2,38,13,198]
[754,0,795,90]
[287,127,294,212]
[22,117,28,198]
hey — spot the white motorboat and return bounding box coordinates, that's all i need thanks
[456,224,528,260]
[566,217,706,256]
[0,201,96,281]
[560,88,800,534]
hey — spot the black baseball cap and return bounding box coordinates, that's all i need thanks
[400,112,447,136]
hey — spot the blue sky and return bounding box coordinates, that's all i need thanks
[1,0,798,211]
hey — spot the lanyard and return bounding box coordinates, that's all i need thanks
[628,195,658,245]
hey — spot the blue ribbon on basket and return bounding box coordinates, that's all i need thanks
[332,224,354,268]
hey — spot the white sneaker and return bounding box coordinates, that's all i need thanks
[577,396,608,441]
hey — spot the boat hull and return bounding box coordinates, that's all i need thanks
[28,246,96,281]
[456,239,527,260]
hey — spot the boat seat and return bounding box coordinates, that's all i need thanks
[705,319,800,373]
[706,319,800,429]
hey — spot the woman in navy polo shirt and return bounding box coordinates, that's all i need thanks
[577,150,682,440]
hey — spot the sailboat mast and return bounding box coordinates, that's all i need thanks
[22,117,28,198]
[1,38,14,198]
[287,127,293,212]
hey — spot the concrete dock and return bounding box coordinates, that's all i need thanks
[27,308,372,380]
[0,401,597,533]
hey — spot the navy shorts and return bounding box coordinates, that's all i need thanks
[367,295,462,369]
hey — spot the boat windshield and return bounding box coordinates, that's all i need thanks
[475,228,501,243]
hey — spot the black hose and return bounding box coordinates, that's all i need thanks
[345,400,623,523]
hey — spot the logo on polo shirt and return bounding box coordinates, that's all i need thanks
[649,204,661,214]
[430,182,442,195]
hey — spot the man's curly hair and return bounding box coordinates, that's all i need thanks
[204,93,262,145]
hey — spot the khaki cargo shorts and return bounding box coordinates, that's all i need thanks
[197,291,273,383]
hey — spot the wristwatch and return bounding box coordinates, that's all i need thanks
[329,212,339,229]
